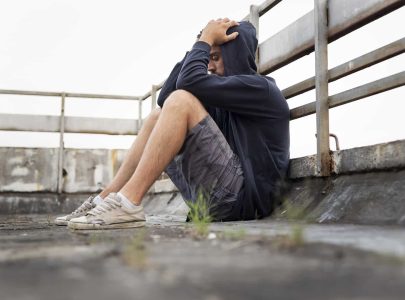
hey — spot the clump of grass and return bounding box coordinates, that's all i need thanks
[122,229,148,270]
[187,191,212,239]
[290,224,305,245]
[274,231,305,250]
[220,228,247,241]
[274,199,307,249]
[87,233,109,244]
[282,199,307,220]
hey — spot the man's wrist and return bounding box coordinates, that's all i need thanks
[198,35,214,47]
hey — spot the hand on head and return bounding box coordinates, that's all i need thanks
[199,18,239,46]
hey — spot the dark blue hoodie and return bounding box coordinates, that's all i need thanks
[158,21,290,220]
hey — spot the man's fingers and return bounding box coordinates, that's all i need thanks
[225,31,239,42]
[200,18,239,45]
[224,20,239,29]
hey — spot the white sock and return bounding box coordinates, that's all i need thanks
[117,192,138,209]
[93,195,103,205]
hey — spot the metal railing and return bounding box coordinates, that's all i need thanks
[1,0,404,191]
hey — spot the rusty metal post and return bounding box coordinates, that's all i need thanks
[57,93,66,193]
[314,0,331,176]
[151,84,158,111]
[249,4,260,68]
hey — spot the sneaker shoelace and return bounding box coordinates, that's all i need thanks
[70,196,95,216]
[87,196,121,216]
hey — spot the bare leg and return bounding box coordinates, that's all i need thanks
[120,90,208,205]
[99,108,161,198]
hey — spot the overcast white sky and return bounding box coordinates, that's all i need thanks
[0,0,404,158]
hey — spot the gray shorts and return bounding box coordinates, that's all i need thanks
[165,115,244,221]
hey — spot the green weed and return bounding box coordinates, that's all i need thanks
[122,229,148,269]
[187,191,212,239]
[275,198,307,249]
[88,233,109,244]
[220,228,247,241]
[282,199,307,220]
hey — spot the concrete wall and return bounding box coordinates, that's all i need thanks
[1,140,405,225]
[0,148,126,193]
[1,140,405,193]
[0,148,58,192]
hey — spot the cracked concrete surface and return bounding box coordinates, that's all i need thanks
[1,214,405,300]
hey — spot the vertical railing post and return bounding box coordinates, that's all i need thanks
[249,4,260,68]
[314,0,331,176]
[138,97,143,130]
[57,92,66,193]
[151,85,157,111]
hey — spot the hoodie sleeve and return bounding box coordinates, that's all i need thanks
[157,52,189,107]
[176,42,287,119]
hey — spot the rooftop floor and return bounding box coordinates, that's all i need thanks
[1,214,405,300]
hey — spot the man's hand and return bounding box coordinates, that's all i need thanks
[199,18,239,47]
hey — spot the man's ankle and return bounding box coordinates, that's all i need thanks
[117,192,139,209]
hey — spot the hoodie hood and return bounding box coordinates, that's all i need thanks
[221,21,258,76]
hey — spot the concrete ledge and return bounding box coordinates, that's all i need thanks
[289,139,405,179]
[288,155,317,179]
[278,169,405,225]
[334,140,405,174]
[2,168,405,226]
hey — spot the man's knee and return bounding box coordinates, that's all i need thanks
[163,89,204,114]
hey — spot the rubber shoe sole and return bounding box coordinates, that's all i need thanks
[68,220,146,230]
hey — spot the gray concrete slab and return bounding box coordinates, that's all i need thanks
[1,215,405,300]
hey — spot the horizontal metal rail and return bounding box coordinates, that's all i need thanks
[259,0,404,75]
[4,70,403,133]
[0,89,140,101]
[290,71,405,120]
[0,113,140,135]
[256,0,283,17]
[141,90,152,101]
[282,37,405,99]
[242,0,282,20]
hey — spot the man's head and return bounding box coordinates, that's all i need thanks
[198,20,257,77]
[208,45,224,76]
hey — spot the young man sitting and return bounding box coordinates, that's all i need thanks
[55,18,290,229]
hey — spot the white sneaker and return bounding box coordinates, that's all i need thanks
[67,193,146,230]
[54,195,97,226]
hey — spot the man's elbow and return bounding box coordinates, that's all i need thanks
[175,75,192,90]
